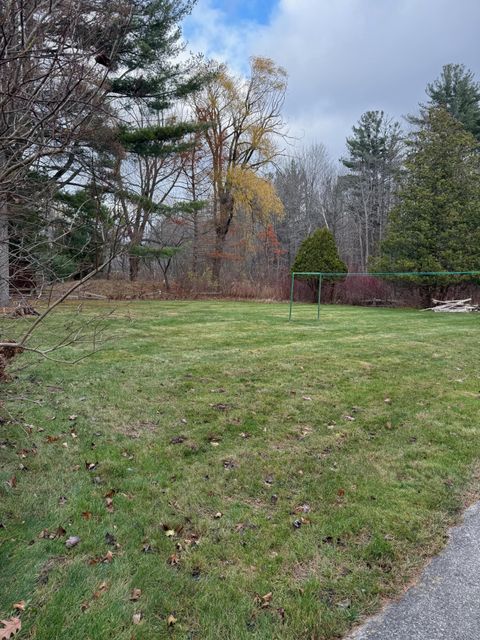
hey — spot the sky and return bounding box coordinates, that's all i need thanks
[183,0,480,163]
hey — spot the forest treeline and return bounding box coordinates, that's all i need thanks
[2,0,480,305]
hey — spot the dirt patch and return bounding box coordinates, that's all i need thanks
[119,420,158,439]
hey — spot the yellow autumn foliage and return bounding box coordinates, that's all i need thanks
[227,166,284,220]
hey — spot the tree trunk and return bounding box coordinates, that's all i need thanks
[192,212,199,276]
[212,232,223,284]
[212,195,234,285]
[129,254,140,281]
[0,199,9,306]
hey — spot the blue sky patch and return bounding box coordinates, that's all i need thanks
[209,0,277,25]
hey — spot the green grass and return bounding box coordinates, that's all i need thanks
[1,300,480,639]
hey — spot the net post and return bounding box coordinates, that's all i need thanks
[317,274,322,320]
[289,272,295,321]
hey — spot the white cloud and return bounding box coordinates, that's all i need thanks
[185,0,480,161]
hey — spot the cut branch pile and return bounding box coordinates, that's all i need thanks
[425,298,479,313]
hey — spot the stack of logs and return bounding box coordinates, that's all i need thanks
[425,298,480,313]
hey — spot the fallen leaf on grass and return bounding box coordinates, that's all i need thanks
[46,436,59,443]
[302,396,312,402]
[85,461,98,471]
[167,554,180,566]
[132,613,142,625]
[170,436,186,445]
[6,476,16,489]
[165,529,175,538]
[167,614,177,627]
[0,617,21,639]
[69,415,78,421]
[211,403,230,411]
[81,511,92,521]
[105,497,114,513]
[88,550,113,565]
[93,582,108,599]
[344,416,355,422]
[12,602,25,612]
[130,588,142,601]
[214,512,223,519]
[105,532,117,546]
[65,536,80,548]
[254,592,272,608]
[294,504,311,514]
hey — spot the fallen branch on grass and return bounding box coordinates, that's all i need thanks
[423,298,480,313]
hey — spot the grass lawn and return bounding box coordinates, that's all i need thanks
[1,300,480,639]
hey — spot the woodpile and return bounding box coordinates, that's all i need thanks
[424,298,479,313]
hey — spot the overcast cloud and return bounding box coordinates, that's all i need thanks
[184,0,480,162]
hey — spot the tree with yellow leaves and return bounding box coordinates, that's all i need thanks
[192,57,287,282]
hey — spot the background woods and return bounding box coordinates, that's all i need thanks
[1,0,479,308]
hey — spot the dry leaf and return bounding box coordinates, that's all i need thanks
[6,476,16,489]
[105,532,117,546]
[254,592,273,608]
[130,588,142,601]
[105,497,114,513]
[302,396,312,401]
[93,582,108,599]
[81,511,92,521]
[337,488,345,497]
[165,529,175,538]
[167,554,180,566]
[132,613,142,625]
[102,550,113,563]
[12,602,25,612]
[0,618,21,639]
[46,435,59,443]
[65,535,80,548]
[167,614,177,627]
[214,512,223,519]
[69,415,78,421]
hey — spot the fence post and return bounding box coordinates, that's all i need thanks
[289,272,295,321]
[317,275,322,320]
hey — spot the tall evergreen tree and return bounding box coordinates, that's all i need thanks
[416,64,480,141]
[377,108,480,286]
[340,111,403,271]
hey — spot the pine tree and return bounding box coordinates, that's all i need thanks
[417,64,480,141]
[340,111,403,270]
[377,108,480,289]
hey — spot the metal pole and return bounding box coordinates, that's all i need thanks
[289,272,295,321]
[317,274,322,320]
